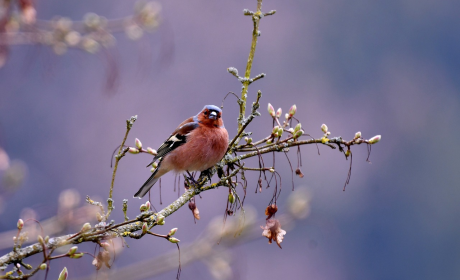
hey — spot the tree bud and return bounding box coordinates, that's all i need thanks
[276,108,282,118]
[145,201,151,209]
[345,150,351,158]
[17,219,24,230]
[168,228,178,236]
[81,223,91,232]
[37,235,44,246]
[68,246,78,256]
[156,214,165,225]
[294,123,301,132]
[266,139,272,144]
[294,130,304,139]
[147,147,157,156]
[289,104,297,117]
[70,253,84,259]
[269,168,275,173]
[354,131,361,139]
[168,237,180,243]
[228,193,235,204]
[272,126,279,135]
[135,138,142,149]
[267,103,276,117]
[277,127,283,137]
[142,222,148,234]
[39,263,47,270]
[140,204,148,212]
[368,135,381,144]
[321,124,328,134]
[129,147,139,154]
[58,267,68,280]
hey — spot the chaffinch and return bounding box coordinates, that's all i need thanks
[134,105,229,198]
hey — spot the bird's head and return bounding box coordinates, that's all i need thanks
[197,105,224,127]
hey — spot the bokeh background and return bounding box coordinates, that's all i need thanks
[1,0,460,279]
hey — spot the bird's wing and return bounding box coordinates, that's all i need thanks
[146,119,198,167]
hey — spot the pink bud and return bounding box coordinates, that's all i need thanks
[145,201,151,209]
[58,267,68,280]
[267,103,275,117]
[276,108,282,118]
[142,222,148,234]
[129,147,139,154]
[168,228,178,236]
[321,124,328,134]
[140,204,148,212]
[135,138,142,149]
[168,237,180,243]
[147,147,157,156]
[17,219,24,230]
[289,104,297,117]
[368,135,381,144]
[354,131,361,139]
[68,246,78,256]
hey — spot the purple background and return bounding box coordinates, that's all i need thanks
[1,0,460,279]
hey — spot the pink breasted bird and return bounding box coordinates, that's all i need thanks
[134,105,229,198]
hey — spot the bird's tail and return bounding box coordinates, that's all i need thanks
[134,161,163,198]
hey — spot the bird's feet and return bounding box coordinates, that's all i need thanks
[199,168,213,183]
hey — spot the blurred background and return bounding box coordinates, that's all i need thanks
[1,0,459,279]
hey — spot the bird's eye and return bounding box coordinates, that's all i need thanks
[204,111,208,115]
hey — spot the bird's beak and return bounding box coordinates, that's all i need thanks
[209,111,217,119]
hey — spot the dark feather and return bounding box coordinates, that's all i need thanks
[135,161,162,198]
[146,122,198,167]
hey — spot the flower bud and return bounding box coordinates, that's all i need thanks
[168,237,180,243]
[129,147,139,154]
[17,219,24,230]
[37,235,45,246]
[135,138,142,149]
[321,124,328,134]
[272,126,279,135]
[269,168,275,173]
[277,127,283,137]
[247,138,252,144]
[168,228,178,236]
[227,67,238,76]
[68,246,78,256]
[294,130,304,139]
[276,108,282,118]
[289,104,297,117]
[145,201,151,209]
[368,135,381,144]
[140,204,148,212]
[45,236,49,243]
[142,222,148,234]
[266,139,272,144]
[81,223,91,232]
[39,263,47,270]
[70,253,84,259]
[294,123,301,132]
[228,193,235,204]
[288,128,294,133]
[156,214,165,225]
[354,131,361,139]
[267,103,276,117]
[58,267,68,280]
[147,147,157,156]
[285,113,290,120]
[345,150,351,158]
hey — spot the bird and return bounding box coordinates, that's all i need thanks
[134,105,229,198]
